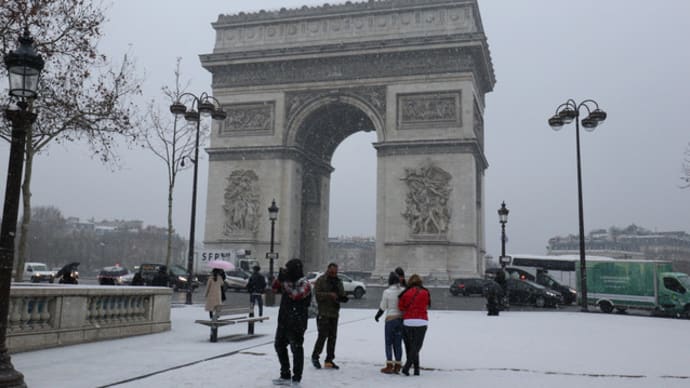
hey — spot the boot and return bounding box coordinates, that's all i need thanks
[380,361,394,374]
[393,362,402,374]
[401,361,411,376]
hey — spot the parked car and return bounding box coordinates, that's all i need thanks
[306,271,367,299]
[536,271,577,305]
[98,266,130,285]
[168,264,200,291]
[505,278,561,308]
[450,278,496,296]
[132,263,166,286]
[486,267,576,305]
[224,269,250,291]
[486,267,535,281]
[23,262,56,283]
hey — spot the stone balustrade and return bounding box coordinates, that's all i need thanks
[7,284,171,353]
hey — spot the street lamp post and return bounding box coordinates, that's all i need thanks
[170,93,226,305]
[498,202,509,268]
[548,99,607,312]
[265,199,279,307]
[0,27,45,388]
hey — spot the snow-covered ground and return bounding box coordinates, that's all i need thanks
[12,305,690,387]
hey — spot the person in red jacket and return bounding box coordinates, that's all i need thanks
[397,274,431,376]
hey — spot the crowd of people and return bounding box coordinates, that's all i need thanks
[272,261,429,386]
[202,259,432,387]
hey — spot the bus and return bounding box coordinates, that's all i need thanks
[507,254,615,288]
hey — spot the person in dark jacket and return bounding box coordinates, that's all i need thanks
[151,266,169,287]
[273,258,311,386]
[246,265,266,316]
[395,267,407,288]
[398,274,431,376]
[311,262,347,370]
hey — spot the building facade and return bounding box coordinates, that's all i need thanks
[548,225,690,273]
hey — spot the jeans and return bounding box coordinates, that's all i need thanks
[403,325,427,372]
[384,318,403,361]
[312,316,339,362]
[250,293,263,316]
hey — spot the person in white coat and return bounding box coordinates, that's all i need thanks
[374,271,404,374]
[205,268,225,318]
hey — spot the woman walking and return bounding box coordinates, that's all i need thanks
[205,268,225,319]
[374,272,404,374]
[398,274,431,376]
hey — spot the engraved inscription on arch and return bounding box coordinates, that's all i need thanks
[219,102,275,137]
[401,162,452,237]
[398,91,461,129]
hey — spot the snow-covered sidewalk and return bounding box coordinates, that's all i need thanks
[13,305,690,387]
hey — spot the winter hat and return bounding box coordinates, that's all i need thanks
[388,271,400,286]
[285,258,304,282]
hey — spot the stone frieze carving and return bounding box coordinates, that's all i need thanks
[285,86,386,125]
[401,163,452,236]
[211,48,480,90]
[220,102,274,136]
[398,91,461,128]
[223,170,260,236]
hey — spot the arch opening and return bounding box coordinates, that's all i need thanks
[295,102,376,162]
[295,102,377,270]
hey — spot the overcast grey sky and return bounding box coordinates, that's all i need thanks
[2,0,689,259]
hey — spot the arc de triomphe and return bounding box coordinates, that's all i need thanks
[200,0,495,279]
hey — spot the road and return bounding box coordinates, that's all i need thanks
[169,284,579,313]
[49,277,664,317]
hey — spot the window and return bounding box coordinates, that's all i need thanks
[663,277,686,294]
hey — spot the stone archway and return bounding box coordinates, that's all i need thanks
[200,0,495,279]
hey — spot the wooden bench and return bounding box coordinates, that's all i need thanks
[195,305,269,342]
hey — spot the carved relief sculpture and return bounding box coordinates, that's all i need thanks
[285,86,386,126]
[401,163,452,236]
[398,91,461,129]
[220,102,274,136]
[223,170,261,236]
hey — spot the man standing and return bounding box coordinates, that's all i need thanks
[311,263,347,370]
[247,265,266,316]
[273,258,311,386]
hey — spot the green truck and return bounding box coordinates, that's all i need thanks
[578,259,690,317]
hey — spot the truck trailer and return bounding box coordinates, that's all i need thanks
[578,259,690,317]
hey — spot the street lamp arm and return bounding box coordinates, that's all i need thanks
[578,99,602,111]
[174,92,201,104]
[554,99,601,116]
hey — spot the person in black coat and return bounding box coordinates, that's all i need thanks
[273,258,312,386]
[247,265,267,316]
[151,266,169,287]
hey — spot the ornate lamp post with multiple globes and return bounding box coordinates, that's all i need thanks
[1,27,45,388]
[265,200,279,307]
[170,93,226,305]
[548,99,607,312]
[497,202,509,268]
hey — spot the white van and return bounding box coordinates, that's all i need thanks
[24,262,56,283]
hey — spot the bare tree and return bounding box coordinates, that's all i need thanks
[1,0,141,280]
[142,58,207,269]
[681,143,690,188]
